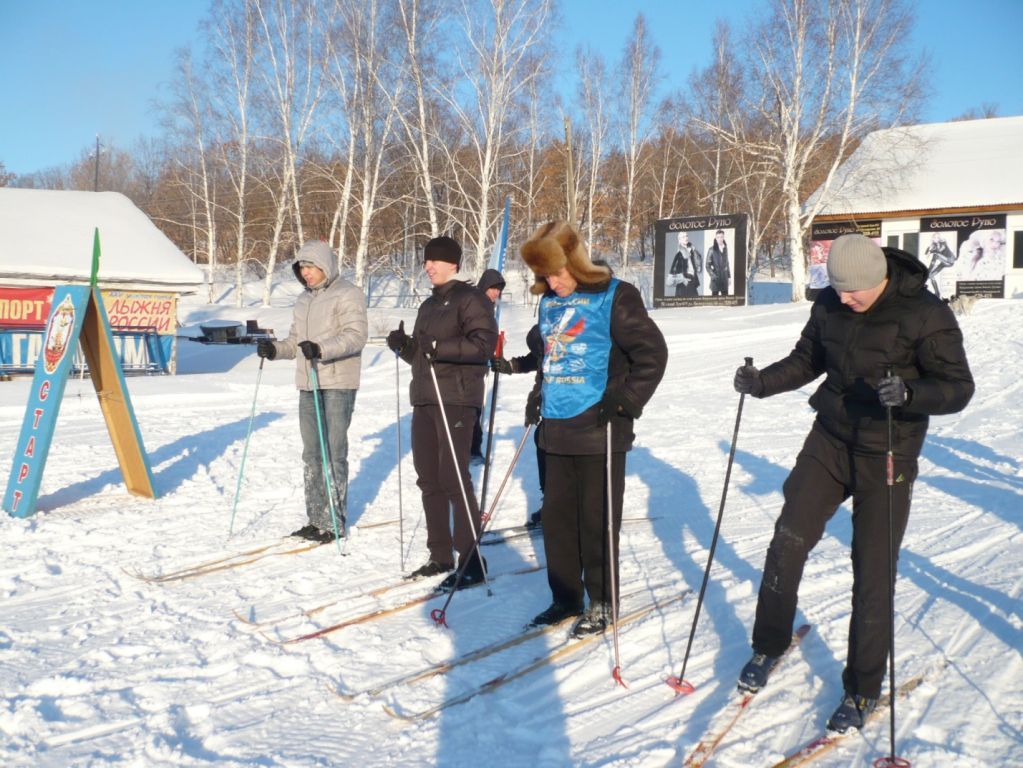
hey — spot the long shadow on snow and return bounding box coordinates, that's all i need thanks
[651,437,854,761]
[433,423,570,767]
[35,413,283,511]
[345,409,413,530]
[899,549,1023,655]
[631,442,799,757]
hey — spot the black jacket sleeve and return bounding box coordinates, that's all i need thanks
[608,282,668,418]
[758,309,826,397]
[902,301,974,415]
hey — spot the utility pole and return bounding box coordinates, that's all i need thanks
[563,115,577,226]
[93,135,101,191]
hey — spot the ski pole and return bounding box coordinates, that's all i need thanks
[874,366,909,768]
[309,360,345,558]
[229,356,265,536]
[425,357,489,583]
[431,424,534,628]
[667,356,753,695]
[479,331,505,514]
[606,421,626,688]
[395,351,406,570]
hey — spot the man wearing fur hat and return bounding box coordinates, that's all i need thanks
[256,240,368,543]
[732,233,974,732]
[519,221,667,636]
[386,236,498,590]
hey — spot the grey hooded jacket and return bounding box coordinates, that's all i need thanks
[271,240,368,391]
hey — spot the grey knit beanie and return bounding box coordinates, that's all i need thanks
[826,234,887,291]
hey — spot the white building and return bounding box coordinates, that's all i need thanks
[807,116,1023,300]
[0,189,204,373]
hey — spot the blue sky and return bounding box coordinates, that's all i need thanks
[2,0,1022,177]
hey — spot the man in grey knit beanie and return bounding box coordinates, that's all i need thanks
[730,230,974,734]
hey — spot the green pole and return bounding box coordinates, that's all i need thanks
[90,228,101,288]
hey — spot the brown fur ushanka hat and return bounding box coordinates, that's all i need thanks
[519,221,611,295]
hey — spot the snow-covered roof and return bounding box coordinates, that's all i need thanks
[0,188,204,293]
[808,115,1023,217]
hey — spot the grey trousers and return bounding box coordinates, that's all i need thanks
[299,388,356,531]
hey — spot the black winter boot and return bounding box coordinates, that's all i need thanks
[438,554,487,592]
[737,652,781,693]
[570,602,611,637]
[826,693,877,733]
[405,559,454,580]
[528,602,582,628]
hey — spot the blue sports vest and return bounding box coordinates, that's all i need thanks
[539,279,618,419]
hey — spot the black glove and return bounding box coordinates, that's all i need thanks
[597,390,637,426]
[524,390,541,426]
[734,365,764,396]
[256,339,276,360]
[386,321,408,354]
[416,331,438,361]
[491,357,514,375]
[878,375,908,407]
[298,340,321,360]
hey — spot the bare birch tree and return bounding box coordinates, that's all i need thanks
[391,0,449,238]
[324,0,402,287]
[253,0,329,305]
[614,15,660,265]
[440,0,553,274]
[167,49,219,302]
[574,47,610,253]
[206,0,257,307]
[743,0,924,300]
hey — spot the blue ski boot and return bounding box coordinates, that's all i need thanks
[737,652,780,693]
[826,693,878,733]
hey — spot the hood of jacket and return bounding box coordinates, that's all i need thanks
[882,246,928,297]
[476,268,506,294]
[291,240,339,289]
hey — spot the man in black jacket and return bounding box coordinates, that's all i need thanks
[470,268,507,465]
[519,221,668,636]
[733,234,974,732]
[387,237,498,590]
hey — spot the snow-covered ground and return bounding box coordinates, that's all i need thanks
[1,275,1020,767]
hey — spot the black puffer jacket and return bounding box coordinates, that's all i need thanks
[534,280,668,455]
[757,248,974,457]
[400,279,498,408]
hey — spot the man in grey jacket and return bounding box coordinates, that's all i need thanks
[257,240,368,542]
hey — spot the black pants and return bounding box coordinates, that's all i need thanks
[541,451,625,608]
[411,404,481,565]
[752,422,916,698]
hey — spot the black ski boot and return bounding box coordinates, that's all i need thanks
[737,652,781,693]
[570,602,611,637]
[405,559,454,580]
[291,524,320,540]
[528,602,582,628]
[826,693,877,733]
[438,554,487,592]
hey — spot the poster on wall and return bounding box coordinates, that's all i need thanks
[919,214,1006,299]
[654,214,747,308]
[808,220,882,298]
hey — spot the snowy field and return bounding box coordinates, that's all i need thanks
[1,275,1021,767]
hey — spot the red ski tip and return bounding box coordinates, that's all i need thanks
[612,666,629,689]
[430,608,448,628]
[872,758,911,768]
[665,676,695,696]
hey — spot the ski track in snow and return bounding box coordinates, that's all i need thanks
[1,284,1021,767]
